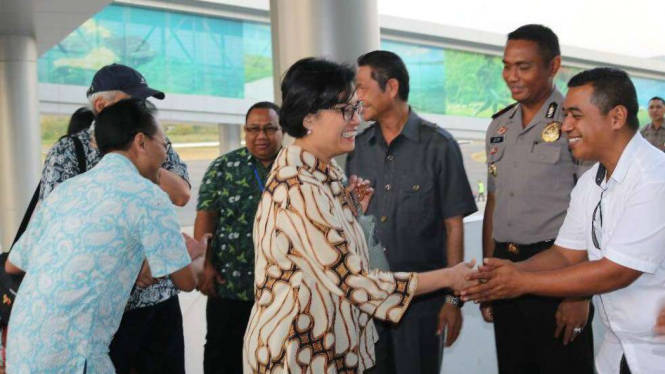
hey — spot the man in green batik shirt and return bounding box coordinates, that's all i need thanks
[194,102,282,374]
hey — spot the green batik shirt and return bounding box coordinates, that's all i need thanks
[197,147,273,301]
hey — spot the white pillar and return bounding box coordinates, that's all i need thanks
[0,35,41,251]
[269,0,380,167]
[218,123,243,155]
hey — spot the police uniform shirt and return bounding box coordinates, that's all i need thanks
[639,122,665,151]
[486,88,581,244]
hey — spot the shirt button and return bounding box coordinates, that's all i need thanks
[509,191,514,197]
[507,221,513,227]
[519,135,524,140]
[412,185,420,191]
[513,162,518,168]
[387,155,394,161]
[380,216,388,223]
[385,184,391,190]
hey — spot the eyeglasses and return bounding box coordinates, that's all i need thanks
[324,101,364,122]
[591,190,605,250]
[147,134,171,152]
[162,139,172,153]
[244,126,281,136]
[137,132,172,153]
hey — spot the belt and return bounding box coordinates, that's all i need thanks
[494,239,555,257]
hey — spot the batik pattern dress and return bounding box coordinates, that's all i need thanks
[243,145,418,374]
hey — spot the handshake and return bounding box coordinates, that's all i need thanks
[445,258,527,302]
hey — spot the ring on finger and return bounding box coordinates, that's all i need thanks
[573,327,583,335]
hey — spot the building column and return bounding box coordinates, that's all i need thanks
[0,35,41,251]
[269,0,380,168]
[218,123,243,155]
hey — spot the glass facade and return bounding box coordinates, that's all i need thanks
[38,3,665,124]
[38,4,273,100]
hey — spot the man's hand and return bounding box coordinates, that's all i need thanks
[461,258,526,302]
[197,262,225,297]
[436,303,463,346]
[136,259,157,288]
[347,175,374,215]
[555,298,590,345]
[480,303,493,323]
[183,233,210,260]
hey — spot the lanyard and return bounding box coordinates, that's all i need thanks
[253,165,264,192]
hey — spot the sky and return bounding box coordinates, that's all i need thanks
[378,0,665,59]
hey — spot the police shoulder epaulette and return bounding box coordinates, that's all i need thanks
[491,103,518,119]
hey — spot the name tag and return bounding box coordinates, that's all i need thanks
[490,136,504,144]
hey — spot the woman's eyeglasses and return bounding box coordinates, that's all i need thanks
[324,101,364,122]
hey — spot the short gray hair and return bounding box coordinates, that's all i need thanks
[88,90,125,114]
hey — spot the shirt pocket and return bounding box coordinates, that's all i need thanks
[398,178,436,221]
[527,143,562,192]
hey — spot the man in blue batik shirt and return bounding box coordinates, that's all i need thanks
[38,64,192,374]
[5,99,207,374]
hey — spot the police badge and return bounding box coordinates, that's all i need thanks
[541,121,561,142]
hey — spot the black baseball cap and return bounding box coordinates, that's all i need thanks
[86,64,165,100]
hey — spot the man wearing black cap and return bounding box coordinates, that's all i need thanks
[38,64,191,374]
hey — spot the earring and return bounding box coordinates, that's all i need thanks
[306,128,312,135]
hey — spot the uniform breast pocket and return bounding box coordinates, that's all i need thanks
[399,178,436,220]
[527,143,562,192]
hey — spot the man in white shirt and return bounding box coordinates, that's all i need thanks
[461,67,665,374]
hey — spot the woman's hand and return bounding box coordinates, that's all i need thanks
[346,175,374,216]
[448,260,478,292]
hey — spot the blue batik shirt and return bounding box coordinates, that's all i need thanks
[7,153,192,374]
[39,126,190,310]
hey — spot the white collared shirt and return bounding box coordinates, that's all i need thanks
[555,133,665,374]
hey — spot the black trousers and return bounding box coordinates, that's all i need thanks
[109,295,185,374]
[204,297,254,374]
[492,241,595,374]
[366,293,444,374]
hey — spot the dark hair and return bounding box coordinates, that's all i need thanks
[280,57,356,138]
[95,98,159,155]
[649,96,665,105]
[568,67,639,131]
[357,50,410,101]
[66,107,95,135]
[508,24,561,65]
[245,101,280,124]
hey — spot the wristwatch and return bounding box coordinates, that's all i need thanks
[445,294,464,308]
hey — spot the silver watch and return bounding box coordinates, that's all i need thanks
[445,294,463,307]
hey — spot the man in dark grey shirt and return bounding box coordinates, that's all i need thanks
[347,50,477,374]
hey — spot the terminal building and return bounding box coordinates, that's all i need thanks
[2,1,665,372]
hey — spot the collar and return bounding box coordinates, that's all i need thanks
[512,87,564,130]
[647,122,665,131]
[284,145,343,183]
[103,152,140,174]
[246,147,280,171]
[369,107,421,144]
[604,132,642,186]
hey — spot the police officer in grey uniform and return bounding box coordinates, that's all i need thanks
[482,25,594,373]
[640,96,665,151]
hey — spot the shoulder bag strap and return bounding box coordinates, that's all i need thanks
[10,135,87,249]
